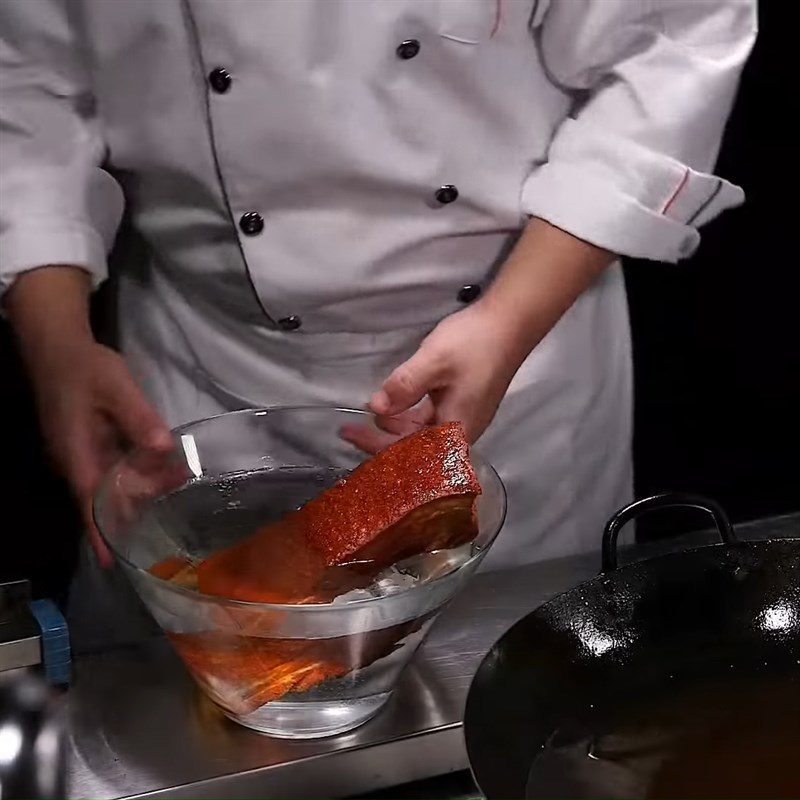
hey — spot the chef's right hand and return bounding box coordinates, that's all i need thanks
[35,341,172,564]
[5,266,172,565]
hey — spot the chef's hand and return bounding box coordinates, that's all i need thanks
[342,219,615,452]
[5,266,172,565]
[343,301,522,451]
[34,341,173,565]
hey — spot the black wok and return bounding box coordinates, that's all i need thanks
[465,493,800,799]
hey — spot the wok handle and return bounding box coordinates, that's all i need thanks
[601,493,736,572]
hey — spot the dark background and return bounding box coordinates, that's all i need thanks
[1,3,796,601]
[625,2,798,536]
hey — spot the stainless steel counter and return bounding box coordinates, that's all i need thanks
[65,514,799,799]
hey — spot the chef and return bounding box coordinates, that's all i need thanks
[1,0,755,577]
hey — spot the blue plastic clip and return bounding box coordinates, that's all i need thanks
[28,599,71,686]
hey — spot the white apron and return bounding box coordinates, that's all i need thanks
[0,1,753,635]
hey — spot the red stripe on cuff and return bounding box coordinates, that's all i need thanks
[661,168,690,215]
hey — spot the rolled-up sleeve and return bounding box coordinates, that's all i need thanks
[0,0,123,296]
[522,0,757,263]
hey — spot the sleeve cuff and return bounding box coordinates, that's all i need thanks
[520,119,745,263]
[521,163,698,262]
[0,222,109,295]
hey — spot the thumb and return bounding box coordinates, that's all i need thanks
[102,366,172,451]
[370,346,445,416]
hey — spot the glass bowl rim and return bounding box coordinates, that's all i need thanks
[94,404,507,613]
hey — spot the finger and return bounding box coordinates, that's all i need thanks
[370,347,446,417]
[374,399,435,437]
[69,444,114,568]
[120,451,190,502]
[339,423,400,455]
[432,386,500,444]
[83,496,113,568]
[101,366,172,451]
[58,409,122,567]
[375,415,419,437]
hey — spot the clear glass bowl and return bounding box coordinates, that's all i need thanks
[94,407,506,738]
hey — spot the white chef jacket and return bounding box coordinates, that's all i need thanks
[0,0,756,570]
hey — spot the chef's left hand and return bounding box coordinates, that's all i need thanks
[340,219,615,453]
[341,300,526,452]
